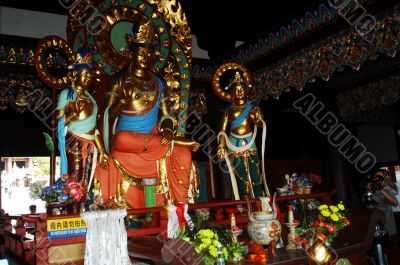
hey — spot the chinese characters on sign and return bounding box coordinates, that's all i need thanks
[47,217,88,239]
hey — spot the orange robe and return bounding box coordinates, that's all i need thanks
[95,128,192,208]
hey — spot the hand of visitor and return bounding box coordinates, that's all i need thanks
[217,145,225,160]
[99,151,109,168]
[161,128,174,145]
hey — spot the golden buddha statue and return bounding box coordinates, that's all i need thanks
[212,62,270,200]
[95,20,199,209]
[55,49,109,184]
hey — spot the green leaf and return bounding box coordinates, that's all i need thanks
[42,132,54,152]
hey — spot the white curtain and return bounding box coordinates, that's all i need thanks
[81,209,131,265]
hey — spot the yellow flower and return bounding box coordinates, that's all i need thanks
[329,205,339,213]
[338,202,345,211]
[331,214,339,222]
[319,204,328,210]
[223,247,228,259]
[321,209,331,217]
[198,243,206,251]
[182,237,191,243]
[213,240,221,247]
[209,245,218,257]
[198,229,214,239]
[201,238,212,246]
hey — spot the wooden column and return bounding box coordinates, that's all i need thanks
[50,88,56,184]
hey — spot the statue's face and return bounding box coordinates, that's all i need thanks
[75,68,93,93]
[131,46,155,70]
[233,82,247,100]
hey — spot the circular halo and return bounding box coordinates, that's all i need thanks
[211,62,253,102]
[87,2,170,75]
[35,36,75,89]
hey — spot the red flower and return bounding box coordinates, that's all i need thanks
[343,217,350,226]
[315,220,326,227]
[326,224,335,232]
[327,224,337,232]
[67,181,83,202]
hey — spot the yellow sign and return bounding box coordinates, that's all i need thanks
[47,217,88,239]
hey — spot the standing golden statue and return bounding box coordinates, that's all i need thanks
[95,20,199,209]
[35,37,109,187]
[55,49,109,181]
[212,62,270,200]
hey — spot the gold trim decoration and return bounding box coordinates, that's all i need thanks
[113,157,144,188]
[148,0,192,67]
[212,62,253,102]
[112,157,163,193]
[92,6,145,73]
[158,157,172,201]
[34,36,75,89]
[191,161,200,199]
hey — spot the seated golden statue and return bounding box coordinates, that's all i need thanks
[56,49,109,183]
[213,62,270,199]
[95,20,199,209]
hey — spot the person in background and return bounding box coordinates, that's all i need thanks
[389,169,400,236]
[26,205,37,234]
[367,168,398,236]
[29,205,36,215]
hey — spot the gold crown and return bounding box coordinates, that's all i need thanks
[233,71,244,84]
[75,53,91,65]
[126,21,158,48]
[225,71,249,90]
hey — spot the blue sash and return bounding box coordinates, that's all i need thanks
[58,117,68,176]
[231,101,253,130]
[57,88,97,176]
[115,76,164,134]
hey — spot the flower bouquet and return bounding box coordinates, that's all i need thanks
[296,202,350,246]
[40,175,86,214]
[177,226,244,265]
[292,174,311,194]
[314,202,350,244]
[40,177,69,204]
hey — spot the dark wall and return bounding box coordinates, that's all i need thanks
[0,108,51,156]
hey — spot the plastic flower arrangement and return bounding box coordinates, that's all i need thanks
[40,175,85,204]
[40,177,68,204]
[296,201,350,246]
[315,202,350,243]
[177,226,244,265]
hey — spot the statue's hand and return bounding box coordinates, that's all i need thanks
[191,142,200,152]
[161,128,174,145]
[99,151,109,168]
[251,106,264,127]
[217,145,225,160]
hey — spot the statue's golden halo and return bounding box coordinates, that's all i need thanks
[211,62,253,102]
[34,36,76,89]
